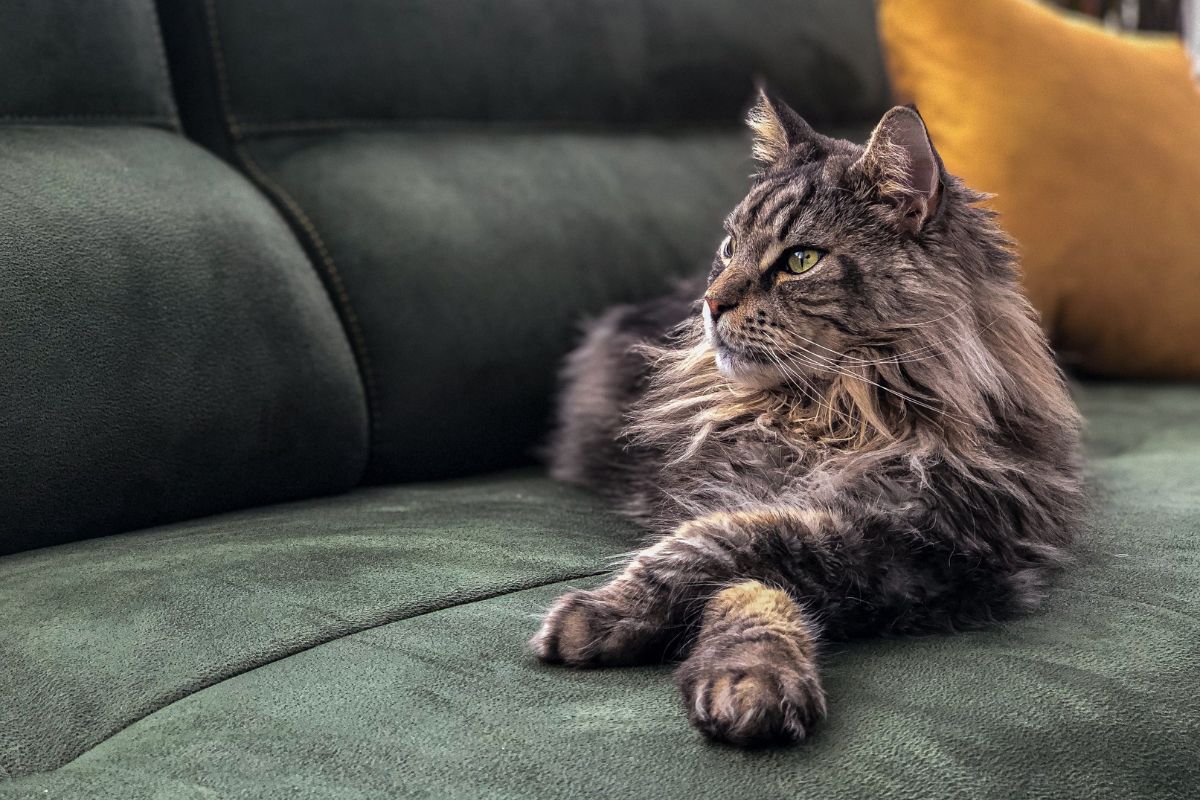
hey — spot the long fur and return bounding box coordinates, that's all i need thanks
[536,97,1085,743]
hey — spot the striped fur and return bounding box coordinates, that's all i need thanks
[533,95,1085,746]
[678,581,824,744]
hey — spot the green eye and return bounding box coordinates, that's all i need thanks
[719,235,734,262]
[786,248,824,274]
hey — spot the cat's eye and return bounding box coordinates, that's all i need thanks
[719,235,734,263]
[786,248,825,275]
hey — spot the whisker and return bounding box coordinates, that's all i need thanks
[761,348,853,430]
[789,314,1004,368]
[782,347,962,424]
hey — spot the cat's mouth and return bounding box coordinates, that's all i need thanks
[707,329,783,390]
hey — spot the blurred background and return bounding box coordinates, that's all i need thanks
[1052,0,1182,30]
[1052,0,1200,74]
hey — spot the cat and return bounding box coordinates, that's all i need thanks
[531,91,1085,747]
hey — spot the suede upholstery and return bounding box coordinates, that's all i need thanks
[170,0,889,134]
[0,384,1196,798]
[0,0,177,126]
[0,473,635,777]
[3,4,1198,799]
[244,130,749,478]
[241,128,878,479]
[156,0,887,481]
[0,126,368,554]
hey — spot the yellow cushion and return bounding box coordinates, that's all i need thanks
[878,0,1200,378]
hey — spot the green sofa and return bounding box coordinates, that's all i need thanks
[1,2,1196,798]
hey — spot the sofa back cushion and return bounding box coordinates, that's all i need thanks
[0,2,369,555]
[171,0,888,139]
[159,0,887,482]
[0,1,178,125]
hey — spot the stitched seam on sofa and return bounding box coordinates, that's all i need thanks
[200,0,381,466]
[233,143,383,447]
[230,118,751,136]
[0,114,176,125]
[144,0,182,131]
[201,0,242,140]
[39,568,609,777]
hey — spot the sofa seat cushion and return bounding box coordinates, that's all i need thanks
[0,472,639,778]
[2,383,1198,797]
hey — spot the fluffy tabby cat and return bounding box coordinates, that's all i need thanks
[531,92,1085,746]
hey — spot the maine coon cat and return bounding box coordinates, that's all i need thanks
[531,92,1085,746]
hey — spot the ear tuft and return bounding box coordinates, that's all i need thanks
[747,89,791,165]
[746,87,820,167]
[856,106,943,233]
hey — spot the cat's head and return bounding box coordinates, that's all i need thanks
[704,90,1010,396]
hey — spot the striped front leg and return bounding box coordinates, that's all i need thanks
[530,508,834,667]
[676,580,825,744]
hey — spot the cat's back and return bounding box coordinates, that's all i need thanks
[547,281,700,490]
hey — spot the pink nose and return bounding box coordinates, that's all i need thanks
[705,295,732,319]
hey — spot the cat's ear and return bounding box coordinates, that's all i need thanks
[747,86,820,166]
[854,106,943,234]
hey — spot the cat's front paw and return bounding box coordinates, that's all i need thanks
[530,588,665,667]
[675,637,826,745]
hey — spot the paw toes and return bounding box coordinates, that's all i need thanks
[530,590,592,664]
[531,590,662,667]
[677,659,825,746]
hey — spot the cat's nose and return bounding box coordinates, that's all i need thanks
[705,295,735,320]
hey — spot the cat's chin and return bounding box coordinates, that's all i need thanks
[713,347,785,390]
